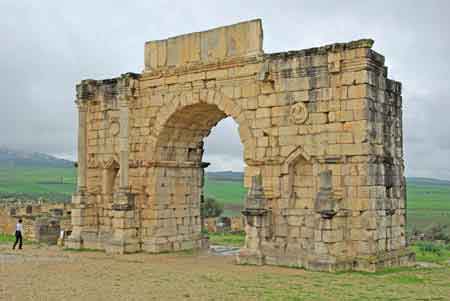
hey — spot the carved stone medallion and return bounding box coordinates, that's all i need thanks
[110,121,120,136]
[290,102,308,124]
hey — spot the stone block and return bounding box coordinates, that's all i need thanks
[314,242,329,255]
[258,94,278,107]
[300,227,314,239]
[308,113,328,124]
[144,19,263,71]
[255,108,271,118]
[322,229,344,243]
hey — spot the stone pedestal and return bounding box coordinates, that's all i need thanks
[66,192,88,249]
[353,249,416,272]
[237,209,270,265]
[105,191,140,254]
[237,175,271,265]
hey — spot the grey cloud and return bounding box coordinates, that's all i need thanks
[0,0,449,178]
[203,117,244,171]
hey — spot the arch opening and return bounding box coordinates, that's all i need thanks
[155,103,227,162]
[143,102,247,252]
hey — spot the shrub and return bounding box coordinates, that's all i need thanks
[201,197,223,218]
[424,223,449,242]
[416,241,442,256]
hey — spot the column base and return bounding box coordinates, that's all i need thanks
[352,248,416,272]
[67,191,89,250]
[106,191,139,254]
[105,239,141,254]
[142,237,205,253]
[142,239,173,253]
[238,247,415,272]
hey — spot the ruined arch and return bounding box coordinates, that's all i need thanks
[68,19,413,271]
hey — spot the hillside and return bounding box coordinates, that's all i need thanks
[206,171,244,182]
[407,177,450,186]
[207,171,450,187]
[0,147,73,168]
[0,149,448,188]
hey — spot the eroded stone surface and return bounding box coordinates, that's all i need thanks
[68,19,413,271]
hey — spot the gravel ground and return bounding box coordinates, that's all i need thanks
[1,244,449,301]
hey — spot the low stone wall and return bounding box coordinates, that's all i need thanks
[0,201,73,244]
[0,207,16,235]
[204,216,245,233]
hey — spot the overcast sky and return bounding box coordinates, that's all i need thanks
[1,0,449,178]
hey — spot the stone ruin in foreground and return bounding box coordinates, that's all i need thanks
[0,201,72,245]
[67,19,414,271]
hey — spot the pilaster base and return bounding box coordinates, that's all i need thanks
[142,237,205,253]
[238,247,415,272]
[66,191,89,250]
[106,191,140,254]
[352,249,416,272]
[142,239,173,253]
[105,239,140,254]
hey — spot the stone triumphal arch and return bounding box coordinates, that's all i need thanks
[68,19,414,271]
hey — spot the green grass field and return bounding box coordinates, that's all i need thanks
[203,177,247,205]
[1,167,450,235]
[407,183,450,235]
[0,167,76,201]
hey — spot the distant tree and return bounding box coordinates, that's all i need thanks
[426,223,449,241]
[201,197,223,218]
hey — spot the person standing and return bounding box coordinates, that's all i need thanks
[12,219,23,250]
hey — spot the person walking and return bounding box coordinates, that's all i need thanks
[12,219,23,250]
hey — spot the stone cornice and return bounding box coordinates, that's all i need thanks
[267,39,375,60]
[141,54,263,79]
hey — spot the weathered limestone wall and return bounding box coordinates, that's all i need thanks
[0,206,20,235]
[68,19,413,271]
[247,44,410,270]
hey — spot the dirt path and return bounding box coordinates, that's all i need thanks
[1,244,449,301]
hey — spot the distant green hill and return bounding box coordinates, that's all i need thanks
[207,171,450,187]
[206,171,244,182]
[0,147,73,168]
[407,177,450,186]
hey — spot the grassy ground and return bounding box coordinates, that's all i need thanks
[1,168,450,299]
[0,233,33,245]
[208,232,246,247]
[0,233,16,243]
[411,241,450,264]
